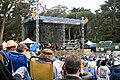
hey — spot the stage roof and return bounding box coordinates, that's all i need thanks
[23,16,83,25]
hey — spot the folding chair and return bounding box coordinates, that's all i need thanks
[8,51,28,72]
[0,54,4,64]
[30,56,53,80]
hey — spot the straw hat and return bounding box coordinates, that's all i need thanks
[6,40,17,48]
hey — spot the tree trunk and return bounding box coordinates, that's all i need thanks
[0,18,5,41]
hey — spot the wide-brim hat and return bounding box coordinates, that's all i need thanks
[114,60,120,66]
[42,49,53,55]
[6,40,17,48]
[39,49,54,60]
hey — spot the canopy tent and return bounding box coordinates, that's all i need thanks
[86,40,96,49]
[85,40,96,45]
[20,38,35,44]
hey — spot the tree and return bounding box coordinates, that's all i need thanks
[87,0,120,42]
[43,5,68,17]
[0,0,30,41]
[100,0,119,42]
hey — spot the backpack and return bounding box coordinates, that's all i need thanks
[100,67,107,78]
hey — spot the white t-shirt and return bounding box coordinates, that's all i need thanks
[98,66,110,80]
[53,59,64,78]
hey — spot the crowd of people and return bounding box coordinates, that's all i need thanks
[0,40,120,80]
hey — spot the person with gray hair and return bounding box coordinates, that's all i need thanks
[55,54,82,80]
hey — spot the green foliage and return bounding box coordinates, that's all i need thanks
[0,0,30,41]
[43,5,68,17]
[87,0,120,43]
[1,0,120,43]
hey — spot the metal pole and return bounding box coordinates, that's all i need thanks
[68,27,71,43]
[63,24,65,48]
[36,14,39,42]
[36,2,39,43]
[81,17,86,49]
[21,17,25,40]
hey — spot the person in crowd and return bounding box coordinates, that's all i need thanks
[80,56,93,80]
[38,48,60,79]
[110,60,120,80]
[80,68,93,80]
[0,41,9,64]
[81,56,85,69]
[55,54,82,80]
[44,42,52,49]
[5,40,30,80]
[6,40,18,53]
[96,56,102,70]
[5,40,18,59]
[10,44,28,72]
[110,50,116,56]
[98,60,110,80]
[87,57,97,69]
[107,57,115,67]
[3,40,18,73]
[38,48,54,63]
[0,59,31,80]
[51,43,59,51]
[20,43,36,60]
[3,41,31,80]
[53,56,64,78]
[84,57,97,80]
[18,44,30,59]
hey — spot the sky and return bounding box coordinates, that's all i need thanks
[42,0,107,13]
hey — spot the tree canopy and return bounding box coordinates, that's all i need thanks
[88,0,120,42]
[0,0,30,41]
[0,0,120,43]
